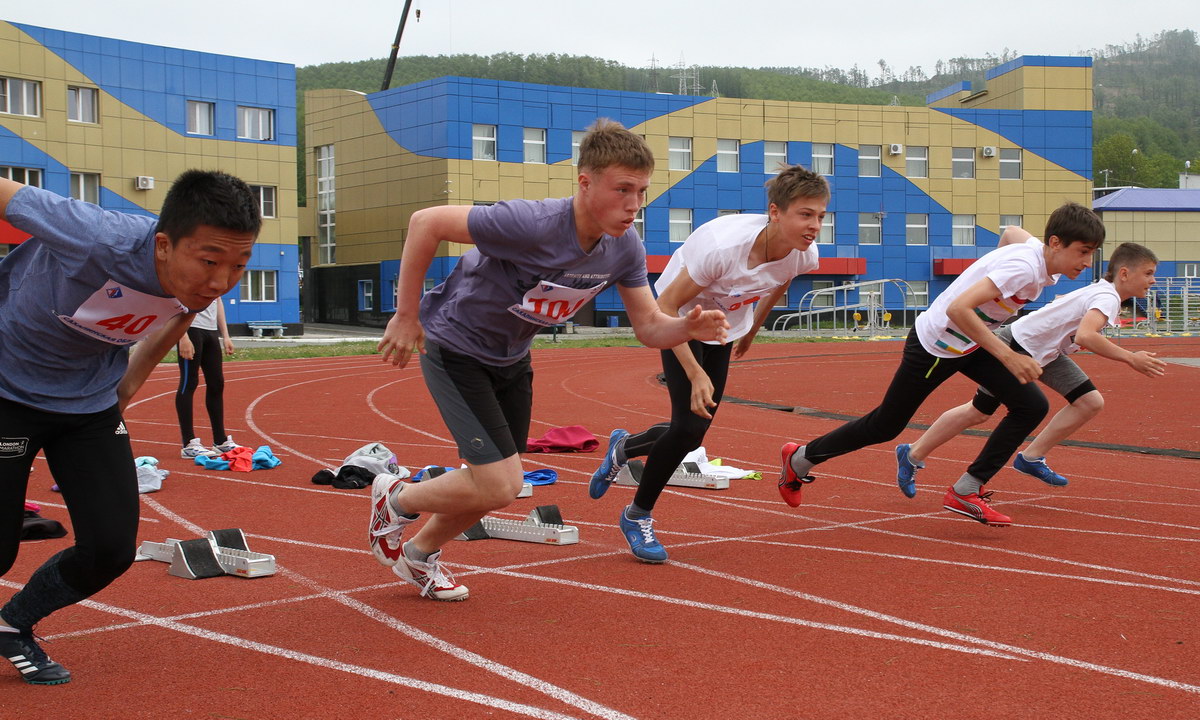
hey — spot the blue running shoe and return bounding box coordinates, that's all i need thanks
[1013,453,1069,486]
[589,429,629,499]
[895,444,924,498]
[619,509,668,563]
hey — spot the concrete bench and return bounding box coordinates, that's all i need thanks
[246,321,285,338]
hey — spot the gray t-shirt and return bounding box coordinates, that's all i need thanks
[0,186,187,413]
[420,197,649,365]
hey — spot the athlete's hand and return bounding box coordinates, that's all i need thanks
[684,305,729,344]
[378,313,425,369]
[1002,349,1042,384]
[1128,350,1166,378]
[689,372,718,419]
[733,331,756,359]
[222,336,235,356]
[177,336,195,360]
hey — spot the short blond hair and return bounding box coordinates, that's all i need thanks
[578,118,654,174]
[766,164,830,210]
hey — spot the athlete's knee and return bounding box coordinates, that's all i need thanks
[1072,390,1104,417]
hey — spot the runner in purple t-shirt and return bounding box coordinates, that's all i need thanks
[368,119,729,601]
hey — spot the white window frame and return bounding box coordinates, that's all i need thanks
[906,146,928,178]
[905,280,929,307]
[237,106,274,141]
[472,124,496,161]
[717,138,740,172]
[67,86,98,123]
[0,77,41,117]
[250,185,277,218]
[239,270,277,303]
[858,145,881,177]
[571,130,585,166]
[633,207,645,239]
[812,280,835,308]
[523,127,546,164]
[187,100,214,135]
[812,143,834,175]
[669,208,692,243]
[0,167,43,187]
[70,172,100,204]
[905,213,928,245]
[817,213,835,244]
[1000,215,1023,233]
[358,279,374,311]
[952,147,975,179]
[316,144,336,265]
[718,209,740,216]
[763,140,787,174]
[999,148,1022,180]
[952,214,976,246]
[1180,263,1198,278]
[669,137,692,171]
[858,213,881,245]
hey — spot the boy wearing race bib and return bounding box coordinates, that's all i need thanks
[0,171,260,684]
[897,242,1164,494]
[369,119,729,601]
[588,165,826,562]
[778,202,1105,526]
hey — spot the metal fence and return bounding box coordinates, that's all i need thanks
[772,279,920,336]
[1120,276,1200,334]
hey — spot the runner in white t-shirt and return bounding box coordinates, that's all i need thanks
[778,202,1106,527]
[898,242,1164,490]
[587,165,825,562]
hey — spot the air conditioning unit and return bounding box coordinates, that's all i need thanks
[888,143,903,155]
[980,146,997,158]
[134,176,155,190]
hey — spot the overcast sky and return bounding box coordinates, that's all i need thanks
[6,2,1195,79]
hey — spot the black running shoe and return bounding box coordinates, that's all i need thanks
[0,630,71,685]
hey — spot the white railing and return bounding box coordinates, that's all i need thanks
[1123,277,1200,334]
[773,279,920,335]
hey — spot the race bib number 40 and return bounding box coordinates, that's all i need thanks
[58,280,187,345]
[508,279,606,327]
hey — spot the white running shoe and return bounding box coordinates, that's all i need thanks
[212,435,240,454]
[182,438,218,459]
[368,474,417,567]
[393,547,469,601]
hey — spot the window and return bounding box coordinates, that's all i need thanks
[357,280,374,312]
[906,146,928,178]
[70,172,100,204]
[523,128,546,164]
[858,145,881,177]
[571,130,585,166]
[633,207,645,238]
[472,124,496,161]
[0,167,43,187]
[763,141,787,174]
[812,280,835,308]
[717,138,740,172]
[237,106,274,140]
[67,86,98,123]
[999,148,1022,180]
[250,185,276,218]
[316,144,335,265]
[669,208,692,243]
[718,209,740,216]
[905,280,929,307]
[1180,263,1198,278]
[818,213,835,244]
[187,101,214,135]
[905,214,928,245]
[1000,215,1023,233]
[952,214,976,246]
[858,213,881,245]
[239,270,277,302]
[669,137,692,171]
[0,77,41,117]
[812,143,834,175]
[952,147,975,179]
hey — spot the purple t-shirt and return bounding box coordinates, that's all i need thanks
[420,197,648,365]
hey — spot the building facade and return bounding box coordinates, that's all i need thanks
[1092,188,1200,279]
[302,55,1095,327]
[0,20,299,333]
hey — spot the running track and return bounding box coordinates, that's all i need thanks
[4,337,1199,719]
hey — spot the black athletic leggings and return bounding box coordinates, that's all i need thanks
[0,397,139,629]
[804,328,1049,482]
[623,340,733,511]
[175,326,226,446]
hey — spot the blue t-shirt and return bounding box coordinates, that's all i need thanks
[0,186,186,413]
[420,197,649,365]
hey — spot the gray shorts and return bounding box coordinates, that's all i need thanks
[972,325,1094,415]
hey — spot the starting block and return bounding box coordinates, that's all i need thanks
[615,459,729,490]
[456,505,578,545]
[135,528,276,579]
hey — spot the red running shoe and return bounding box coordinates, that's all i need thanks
[942,487,1012,526]
[778,442,814,508]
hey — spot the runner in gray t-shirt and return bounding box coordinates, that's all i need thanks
[368,119,729,601]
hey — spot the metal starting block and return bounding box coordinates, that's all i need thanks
[615,459,730,490]
[456,505,578,545]
[135,528,276,579]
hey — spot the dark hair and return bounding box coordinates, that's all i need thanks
[155,169,262,243]
[578,118,654,174]
[765,164,830,209]
[1044,201,1105,248]
[1103,242,1158,282]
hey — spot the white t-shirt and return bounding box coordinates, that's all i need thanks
[192,298,221,331]
[1010,279,1121,366]
[916,237,1057,358]
[655,213,820,344]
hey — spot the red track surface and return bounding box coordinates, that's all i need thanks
[4,337,1199,719]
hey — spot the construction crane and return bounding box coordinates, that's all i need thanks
[381,0,418,92]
